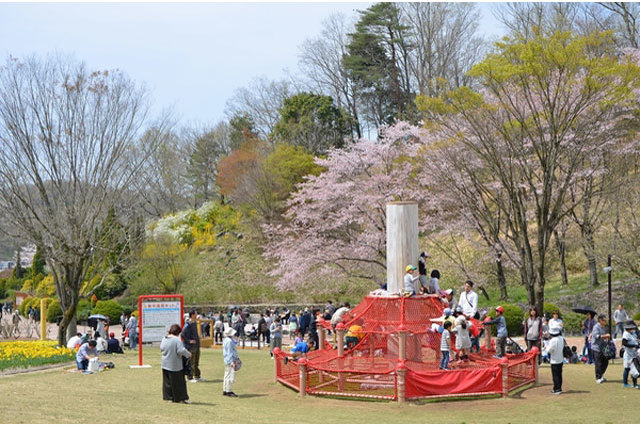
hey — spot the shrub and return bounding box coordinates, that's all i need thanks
[19,297,36,316]
[633,312,640,321]
[20,279,35,294]
[562,311,584,336]
[46,299,62,322]
[487,304,524,336]
[35,276,56,297]
[91,300,124,325]
[76,299,92,322]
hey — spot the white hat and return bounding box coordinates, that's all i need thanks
[445,289,453,295]
[223,328,237,337]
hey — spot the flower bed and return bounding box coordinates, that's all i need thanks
[0,341,75,371]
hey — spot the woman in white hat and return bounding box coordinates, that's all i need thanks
[222,327,239,397]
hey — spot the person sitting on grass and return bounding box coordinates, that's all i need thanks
[440,321,452,370]
[107,332,123,354]
[569,346,579,364]
[76,340,98,371]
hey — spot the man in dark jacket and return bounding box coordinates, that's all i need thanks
[299,309,311,339]
[181,310,203,382]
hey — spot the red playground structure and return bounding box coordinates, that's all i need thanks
[273,293,539,402]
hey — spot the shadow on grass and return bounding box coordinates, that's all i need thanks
[561,390,590,394]
[198,379,223,384]
[189,402,216,406]
[239,393,267,399]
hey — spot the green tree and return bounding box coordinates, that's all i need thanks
[229,113,258,150]
[12,249,25,279]
[30,246,46,278]
[344,2,415,126]
[272,92,352,155]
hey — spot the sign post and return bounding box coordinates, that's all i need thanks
[131,294,184,368]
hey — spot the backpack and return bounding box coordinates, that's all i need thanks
[562,344,572,359]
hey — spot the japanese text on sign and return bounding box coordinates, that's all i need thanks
[141,300,181,343]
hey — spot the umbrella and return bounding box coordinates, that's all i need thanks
[88,314,108,321]
[572,306,597,316]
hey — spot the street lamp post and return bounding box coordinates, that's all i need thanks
[604,255,612,335]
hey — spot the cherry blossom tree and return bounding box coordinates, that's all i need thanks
[264,123,427,290]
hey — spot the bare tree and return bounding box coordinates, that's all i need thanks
[401,2,484,95]
[299,13,363,138]
[225,77,292,141]
[0,55,160,345]
[598,2,640,48]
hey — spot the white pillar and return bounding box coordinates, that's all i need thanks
[386,202,419,293]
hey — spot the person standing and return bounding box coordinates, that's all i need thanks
[418,252,429,292]
[613,304,630,339]
[181,310,203,383]
[621,321,639,388]
[264,311,272,345]
[308,309,319,351]
[453,314,471,362]
[549,310,563,332]
[161,324,192,404]
[582,312,596,364]
[485,306,507,358]
[270,317,283,358]
[524,307,542,353]
[120,312,128,332]
[299,309,311,339]
[126,314,138,350]
[257,314,267,344]
[459,280,479,319]
[325,301,336,317]
[440,321,452,370]
[222,328,239,397]
[214,315,224,345]
[591,314,612,383]
[543,326,565,395]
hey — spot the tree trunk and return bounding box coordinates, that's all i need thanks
[554,229,569,287]
[496,255,508,300]
[581,228,599,287]
[66,317,77,342]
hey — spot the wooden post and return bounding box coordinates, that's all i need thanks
[396,361,407,404]
[386,202,418,293]
[318,327,325,350]
[273,348,280,383]
[40,298,47,341]
[484,323,492,350]
[532,346,540,384]
[369,333,375,357]
[398,328,407,361]
[337,324,345,357]
[501,359,509,398]
[299,358,308,397]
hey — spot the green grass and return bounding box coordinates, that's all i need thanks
[1,347,638,423]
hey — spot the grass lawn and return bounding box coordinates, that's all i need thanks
[1,347,638,423]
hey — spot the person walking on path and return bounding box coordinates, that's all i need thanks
[459,280,479,319]
[222,328,239,397]
[621,321,639,388]
[524,307,542,355]
[543,326,565,395]
[161,324,192,404]
[591,314,612,383]
[181,310,203,383]
[270,317,283,358]
[614,304,630,339]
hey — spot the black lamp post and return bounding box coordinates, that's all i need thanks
[604,255,612,335]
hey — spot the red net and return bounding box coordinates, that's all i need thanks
[276,293,539,401]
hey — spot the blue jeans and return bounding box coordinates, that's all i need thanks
[129,332,138,350]
[76,359,88,371]
[440,351,450,369]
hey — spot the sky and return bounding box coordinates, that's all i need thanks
[0,2,506,125]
